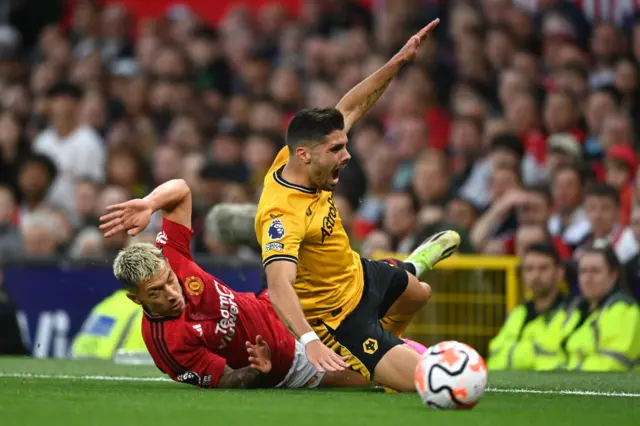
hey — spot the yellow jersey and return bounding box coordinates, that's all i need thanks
[255,146,364,329]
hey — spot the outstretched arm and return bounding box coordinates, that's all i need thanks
[336,19,439,133]
[100,179,192,237]
[143,179,192,229]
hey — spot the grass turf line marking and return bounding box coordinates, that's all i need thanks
[485,387,640,398]
[1,372,639,397]
[0,372,171,382]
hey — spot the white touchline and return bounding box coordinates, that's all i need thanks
[0,373,172,382]
[0,373,639,398]
[485,387,640,398]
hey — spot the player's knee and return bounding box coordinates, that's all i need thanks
[418,281,431,303]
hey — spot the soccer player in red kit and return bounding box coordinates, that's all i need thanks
[100,179,365,389]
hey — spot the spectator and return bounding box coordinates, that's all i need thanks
[545,133,582,176]
[0,111,30,194]
[599,112,635,153]
[448,115,484,190]
[613,58,640,120]
[549,163,591,249]
[460,133,547,210]
[554,62,590,105]
[360,230,392,260]
[74,179,101,230]
[576,183,639,264]
[243,131,282,190]
[536,246,640,372]
[33,81,105,220]
[543,91,583,141]
[589,24,620,89]
[353,143,396,240]
[20,209,65,257]
[392,115,429,190]
[0,0,637,269]
[92,185,130,257]
[445,197,479,234]
[604,144,637,226]
[624,205,640,301]
[412,149,453,211]
[151,145,182,188]
[106,146,149,199]
[68,227,104,260]
[583,87,621,161]
[0,186,21,260]
[382,190,420,254]
[505,90,545,164]
[488,243,567,370]
[17,154,57,225]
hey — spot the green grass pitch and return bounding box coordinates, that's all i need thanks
[1,358,638,426]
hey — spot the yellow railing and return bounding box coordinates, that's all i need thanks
[372,252,521,357]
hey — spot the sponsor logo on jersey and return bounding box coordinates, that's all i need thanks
[268,219,285,240]
[185,276,204,296]
[214,280,239,349]
[265,242,284,252]
[177,371,201,386]
[321,196,338,243]
[156,231,168,246]
[192,324,203,336]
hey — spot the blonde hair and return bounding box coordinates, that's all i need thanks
[113,243,164,290]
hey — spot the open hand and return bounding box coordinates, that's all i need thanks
[305,340,349,373]
[394,18,440,63]
[99,199,153,238]
[246,335,272,374]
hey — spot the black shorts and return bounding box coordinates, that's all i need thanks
[321,258,410,378]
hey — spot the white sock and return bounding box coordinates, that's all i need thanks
[406,259,426,278]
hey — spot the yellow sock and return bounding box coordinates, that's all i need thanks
[380,314,414,338]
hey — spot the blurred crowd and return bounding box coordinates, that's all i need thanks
[0,0,639,299]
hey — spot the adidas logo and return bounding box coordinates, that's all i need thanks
[156,231,168,246]
[193,324,203,336]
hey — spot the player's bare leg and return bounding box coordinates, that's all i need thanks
[381,274,431,336]
[381,230,461,337]
[320,370,373,388]
[373,344,423,392]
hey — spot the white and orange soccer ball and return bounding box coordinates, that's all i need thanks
[414,340,488,410]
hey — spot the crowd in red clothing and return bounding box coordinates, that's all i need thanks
[0,1,639,301]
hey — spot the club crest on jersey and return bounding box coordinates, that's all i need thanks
[268,219,285,240]
[185,276,204,296]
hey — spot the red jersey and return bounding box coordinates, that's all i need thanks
[141,218,295,388]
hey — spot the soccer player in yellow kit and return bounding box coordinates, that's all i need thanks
[255,19,460,392]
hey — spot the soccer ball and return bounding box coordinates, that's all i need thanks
[414,340,487,410]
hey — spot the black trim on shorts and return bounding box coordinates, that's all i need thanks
[263,254,298,268]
